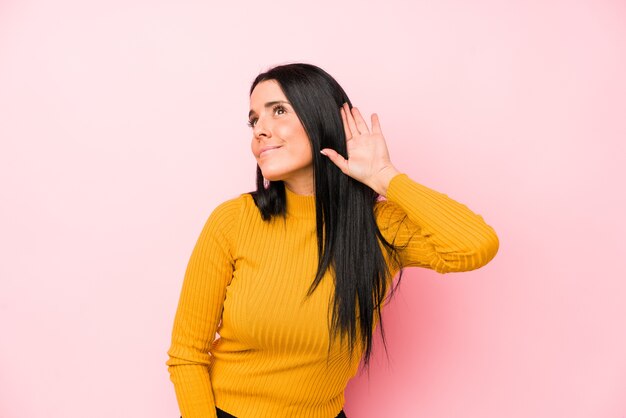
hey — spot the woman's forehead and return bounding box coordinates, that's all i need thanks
[249,80,289,113]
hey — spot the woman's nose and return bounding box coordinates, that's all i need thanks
[253,117,271,139]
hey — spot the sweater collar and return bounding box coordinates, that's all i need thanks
[285,186,316,219]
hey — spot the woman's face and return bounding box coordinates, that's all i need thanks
[249,80,313,194]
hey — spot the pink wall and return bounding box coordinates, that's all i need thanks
[1,1,625,417]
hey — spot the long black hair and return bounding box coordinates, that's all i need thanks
[249,63,402,365]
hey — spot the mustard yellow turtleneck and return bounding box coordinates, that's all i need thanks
[166,174,499,418]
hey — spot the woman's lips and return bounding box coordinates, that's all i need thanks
[259,146,282,157]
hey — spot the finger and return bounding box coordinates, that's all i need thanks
[340,106,352,141]
[343,103,360,137]
[320,148,350,175]
[351,107,370,134]
[371,113,382,134]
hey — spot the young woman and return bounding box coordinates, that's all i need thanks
[166,63,499,418]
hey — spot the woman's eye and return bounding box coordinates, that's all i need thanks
[247,106,286,128]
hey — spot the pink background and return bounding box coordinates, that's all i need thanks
[1,0,625,417]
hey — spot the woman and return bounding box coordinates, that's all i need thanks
[166,63,499,418]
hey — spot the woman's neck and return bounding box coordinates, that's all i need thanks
[284,178,314,196]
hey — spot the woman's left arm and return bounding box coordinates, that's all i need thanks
[321,103,499,273]
[376,173,499,272]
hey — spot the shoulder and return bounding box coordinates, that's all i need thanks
[207,192,258,225]
[197,193,259,250]
[204,192,265,235]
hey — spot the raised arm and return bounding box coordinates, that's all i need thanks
[166,198,239,418]
[376,174,499,273]
[321,103,498,273]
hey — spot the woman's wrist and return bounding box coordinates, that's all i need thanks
[370,165,401,197]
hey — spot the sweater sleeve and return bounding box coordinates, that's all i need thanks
[376,174,499,274]
[166,198,240,418]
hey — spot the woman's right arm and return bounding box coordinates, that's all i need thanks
[166,198,239,418]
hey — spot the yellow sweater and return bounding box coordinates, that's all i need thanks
[166,174,499,418]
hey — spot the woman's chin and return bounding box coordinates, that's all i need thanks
[259,168,285,182]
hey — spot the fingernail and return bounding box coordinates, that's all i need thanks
[320,150,327,156]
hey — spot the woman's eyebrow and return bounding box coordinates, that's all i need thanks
[248,100,290,118]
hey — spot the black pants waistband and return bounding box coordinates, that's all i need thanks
[216,406,347,418]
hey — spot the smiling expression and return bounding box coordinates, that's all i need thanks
[249,80,313,194]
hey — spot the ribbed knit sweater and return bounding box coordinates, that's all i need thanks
[166,174,499,418]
